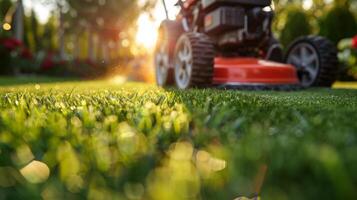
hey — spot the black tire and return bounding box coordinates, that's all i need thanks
[173,32,215,89]
[285,35,338,87]
[154,20,183,86]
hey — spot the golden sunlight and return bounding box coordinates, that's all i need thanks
[135,14,158,50]
[303,0,313,10]
[111,75,127,84]
[135,0,180,50]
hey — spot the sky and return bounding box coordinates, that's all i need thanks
[23,0,53,24]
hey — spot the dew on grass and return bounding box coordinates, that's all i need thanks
[147,141,200,200]
[20,160,50,184]
[196,150,226,174]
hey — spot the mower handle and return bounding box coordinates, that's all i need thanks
[162,0,169,19]
[174,0,184,6]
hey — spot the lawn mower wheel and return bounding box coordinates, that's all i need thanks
[286,36,338,87]
[154,20,183,86]
[173,33,215,89]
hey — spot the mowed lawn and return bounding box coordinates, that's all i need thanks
[0,77,357,200]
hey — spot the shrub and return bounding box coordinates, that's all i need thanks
[338,35,357,80]
[40,55,108,78]
[279,6,312,47]
[353,35,357,49]
[0,37,34,74]
[39,52,71,76]
[319,5,357,44]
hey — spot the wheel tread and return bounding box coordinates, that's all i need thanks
[174,32,215,88]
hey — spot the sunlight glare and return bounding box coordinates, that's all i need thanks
[135,14,158,50]
[111,75,127,85]
[303,0,313,10]
[135,0,180,50]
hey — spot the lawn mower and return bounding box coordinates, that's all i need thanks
[154,0,338,90]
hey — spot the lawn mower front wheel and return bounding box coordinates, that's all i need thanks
[173,33,215,89]
[286,36,338,87]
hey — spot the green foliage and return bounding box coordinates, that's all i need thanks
[338,38,357,80]
[65,0,143,40]
[0,80,357,199]
[42,16,57,51]
[0,0,12,37]
[319,5,357,44]
[27,9,40,52]
[280,6,312,47]
[40,60,108,78]
[23,13,31,50]
[0,0,12,20]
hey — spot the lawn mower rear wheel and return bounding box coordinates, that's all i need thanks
[286,36,338,87]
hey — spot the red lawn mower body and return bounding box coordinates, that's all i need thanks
[213,57,299,85]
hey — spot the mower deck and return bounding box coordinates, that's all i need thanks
[213,57,299,86]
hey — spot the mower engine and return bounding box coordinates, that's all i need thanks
[203,0,273,49]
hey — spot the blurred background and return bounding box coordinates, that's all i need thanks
[0,0,357,81]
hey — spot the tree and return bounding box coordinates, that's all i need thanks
[13,0,24,41]
[0,0,12,21]
[40,0,67,59]
[65,0,148,62]
[42,15,57,51]
[0,0,13,37]
[279,5,312,47]
[30,9,40,51]
[319,4,357,44]
[37,0,154,62]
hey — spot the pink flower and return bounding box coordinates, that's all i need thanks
[2,38,22,51]
[20,48,33,59]
[85,58,96,67]
[352,35,357,49]
[41,53,55,70]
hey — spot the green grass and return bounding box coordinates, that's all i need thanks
[0,77,357,200]
[0,76,76,86]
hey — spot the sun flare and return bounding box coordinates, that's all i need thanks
[135,14,158,50]
[135,0,180,51]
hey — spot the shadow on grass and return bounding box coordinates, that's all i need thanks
[0,76,78,87]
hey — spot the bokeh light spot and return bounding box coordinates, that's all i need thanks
[2,23,11,31]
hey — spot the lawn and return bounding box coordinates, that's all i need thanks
[0,77,357,200]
